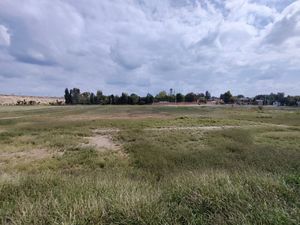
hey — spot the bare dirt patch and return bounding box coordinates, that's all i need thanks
[83,134,122,153]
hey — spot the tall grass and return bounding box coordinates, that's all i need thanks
[0,105,299,224]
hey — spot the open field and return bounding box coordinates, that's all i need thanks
[0,105,299,224]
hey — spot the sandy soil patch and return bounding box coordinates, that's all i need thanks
[83,134,122,153]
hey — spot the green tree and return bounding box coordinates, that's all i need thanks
[145,94,154,104]
[176,93,184,102]
[129,93,140,105]
[221,91,233,104]
[156,91,168,102]
[120,93,129,104]
[205,91,211,100]
[80,92,91,104]
[90,93,96,104]
[185,92,197,102]
[64,88,72,104]
[70,88,80,104]
[96,90,104,104]
[108,95,115,104]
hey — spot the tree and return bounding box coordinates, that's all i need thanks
[80,92,91,104]
[128,93,139,105]
[108,95,115,104]
[90,93,96,104]
[96,90,104,104]
[70,88,80,104]
[185,92,197,102]
[120,93,129,104]
[221,91,233,104]
[156,91,168,102]
[64,88,72,104]
[176,93,184,102]
[114,95,120,104]
[277,92,285,105]
[205,91,211,100]
[145,94,154,104]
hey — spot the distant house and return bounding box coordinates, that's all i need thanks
[237,97,252,105]
[273,101,281,107]
[207,97,224,105]
[297,101,300,107]
[255,100,264,106]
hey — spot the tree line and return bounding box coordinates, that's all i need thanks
[64,88,154,105]
[64,88,300,106]
[64,88,213,105]
[220,91,300,106]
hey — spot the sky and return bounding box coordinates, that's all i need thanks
[0,0,300,97]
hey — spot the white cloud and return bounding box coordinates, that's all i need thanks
[263,1,300,46]
[0,25,10,46]
[0,0,299,96]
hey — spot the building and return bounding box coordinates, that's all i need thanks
[236,97,252,105]
[255,100,264,106]
[273,101,281,107]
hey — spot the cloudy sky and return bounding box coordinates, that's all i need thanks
[0,0,300,97]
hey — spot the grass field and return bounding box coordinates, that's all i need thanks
[0,105,299,225]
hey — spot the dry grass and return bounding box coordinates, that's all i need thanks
[0,105,299,225]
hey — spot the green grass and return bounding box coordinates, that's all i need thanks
[0,105,299,224]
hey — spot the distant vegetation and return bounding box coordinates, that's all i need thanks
[65,88,300,106]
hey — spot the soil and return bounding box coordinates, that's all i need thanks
[83,134,121,152]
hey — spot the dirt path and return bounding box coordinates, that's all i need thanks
[144,124,294,132]
[144,125,240,131]
[0,116,26,120]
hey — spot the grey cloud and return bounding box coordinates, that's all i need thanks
[0,0,299,97]
[263,1,300,45]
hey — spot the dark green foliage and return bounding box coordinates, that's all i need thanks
[128,93,139,105]
[63,88,300,106]
[205,90,211,100]
[155,91,168,102]
[176,93,184,102]
[64,88,72,104]
[185,92,197,102]
[120,92,129,104]
[70,88,80,104]
[145,94,154,104]
[220,91,233,104]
